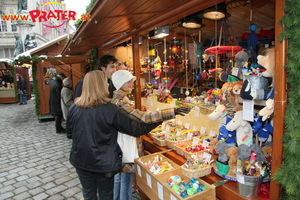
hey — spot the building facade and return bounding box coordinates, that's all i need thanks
[0,0,73,59]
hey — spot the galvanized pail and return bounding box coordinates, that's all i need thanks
[236,173,262,198]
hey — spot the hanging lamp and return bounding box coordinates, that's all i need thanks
[181,14,206,29]
[198,2,231,21]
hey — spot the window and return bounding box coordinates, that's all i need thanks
[0,11,7,32]
[11,20,17,32]
[0,48,15,59]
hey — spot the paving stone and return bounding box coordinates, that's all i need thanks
[13,191,31,200]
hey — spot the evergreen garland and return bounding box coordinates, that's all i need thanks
[31,61,40,118]
[85,48,98,73]
[273,1,300,199]
[74,0,97,29]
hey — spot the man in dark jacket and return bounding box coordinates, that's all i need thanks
[74,55,118,98]
[49,72,66,133]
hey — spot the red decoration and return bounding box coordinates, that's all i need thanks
[171,46,179,54]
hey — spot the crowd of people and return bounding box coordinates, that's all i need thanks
[47,54,190,200]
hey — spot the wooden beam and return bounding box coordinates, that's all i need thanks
[270,0,286,199]
[132,34,142,110]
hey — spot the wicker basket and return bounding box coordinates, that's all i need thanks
[180,165,212,178]
[166,136,192,150]
[174,144,185,156]
[152,136,167,146]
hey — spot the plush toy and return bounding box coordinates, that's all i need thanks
[259,98,274,121]
[218,116,236,147]
[237,144,251,160]
[208,104,227,126]
[214,141,229,163]
[233,49,249,78]
[231,81,243,112]
[225,111,253,146]
[246,24,259,66]
[209,137,219,162]
[226,146,238,176]
[250,143,266,162]
[240,47,275,100]
[257,120,273,146]
[262,145,272,158]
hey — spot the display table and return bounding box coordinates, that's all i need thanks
[0,88,16,103]
[135,135,265,200]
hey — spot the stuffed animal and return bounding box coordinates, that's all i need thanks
[231,81,243,112]
[218,116,236,147]
[208,104,227,127]
[225,111,253,146]
[257,120,273,146]
[226,146,238,176]
[209,137,219,162]
[233,49,249,78]
[240,47,275,100]
[262,145,272,158]
[259,98,274,121]
[249,144,266,162]
[214,141,229,163]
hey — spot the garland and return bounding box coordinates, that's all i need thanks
[273,1,300,199]
[31,61,40,118]
[74,0,97,29]
[84,48,98,73]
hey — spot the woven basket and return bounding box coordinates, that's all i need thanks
[180,165,212,178]
[174,145,185,156]
[152,136,167,146]
[166,136,192,150]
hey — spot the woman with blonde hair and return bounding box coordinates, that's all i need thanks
[66,70,160,200]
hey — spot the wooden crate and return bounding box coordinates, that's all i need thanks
[135,154,216,200]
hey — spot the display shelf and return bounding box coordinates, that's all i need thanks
[238,97,267,106]
[140,135,264,200]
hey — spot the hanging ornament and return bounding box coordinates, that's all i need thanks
[162,61,170,72]
[171,45,179,54]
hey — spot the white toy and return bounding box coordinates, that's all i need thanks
[225,111,253,146]
[259,98,274,121]
[208,104,227,125]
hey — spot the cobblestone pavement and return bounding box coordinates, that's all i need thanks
[0,98,141,200]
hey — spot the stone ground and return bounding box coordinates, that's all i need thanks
[0,98,141,200]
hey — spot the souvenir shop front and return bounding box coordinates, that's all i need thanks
[60,0,293,199]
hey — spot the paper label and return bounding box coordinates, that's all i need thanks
[137,165,141,177]
[184,123,190,129]
[243,100,254,121]
[146,173,152,188]
[195,106,200,117]
[209,130,216,137]
[157,182,164,200]
[192,137,199,146]
[200,126,207,135]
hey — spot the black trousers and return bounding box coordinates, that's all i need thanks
[76,168,114,200]
[54,114,64,132]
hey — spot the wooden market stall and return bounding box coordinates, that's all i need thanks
[13,34,90,121]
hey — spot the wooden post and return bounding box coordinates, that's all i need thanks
[270,0,286,199]
[132,34,141,110]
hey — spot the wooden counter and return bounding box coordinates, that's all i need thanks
[135,135,263,200]
[0,89,16,103]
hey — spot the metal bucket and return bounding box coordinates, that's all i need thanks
[244,75,270,90]
[236,173,262,198]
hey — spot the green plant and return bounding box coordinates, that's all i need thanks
[273,1,300,199]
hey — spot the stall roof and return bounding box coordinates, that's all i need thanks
[61,0,275,56]
[61,0,225,55]
[47,55,90,65]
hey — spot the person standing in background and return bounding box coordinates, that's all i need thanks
[74,55,118,98]
[17,73,27,105]
[50,72,66,133]
[61,77,74,120]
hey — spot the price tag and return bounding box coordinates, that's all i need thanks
[170,102,175,108]
[176,128,182,136]
[203,152,212,162]
[202,139,210,148]
[146,173,152,188]
[236,174,245,184]
[209,130,216,137]
[192,137,199,146]
[165,130,170,138]
[166,125,171,132]
[200,126,207,135]
[232,67,239,76]
[137,165,142,177]
[192,126,198,131]
[243,100,254,121]
[170,194,177,200]
[178,120,183,126]
[150,98,154,107]
[157,182,164,200]
[187,132,193,139]
[161,122,166,130]
[195,106,200,117]
[184,123,190,129]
